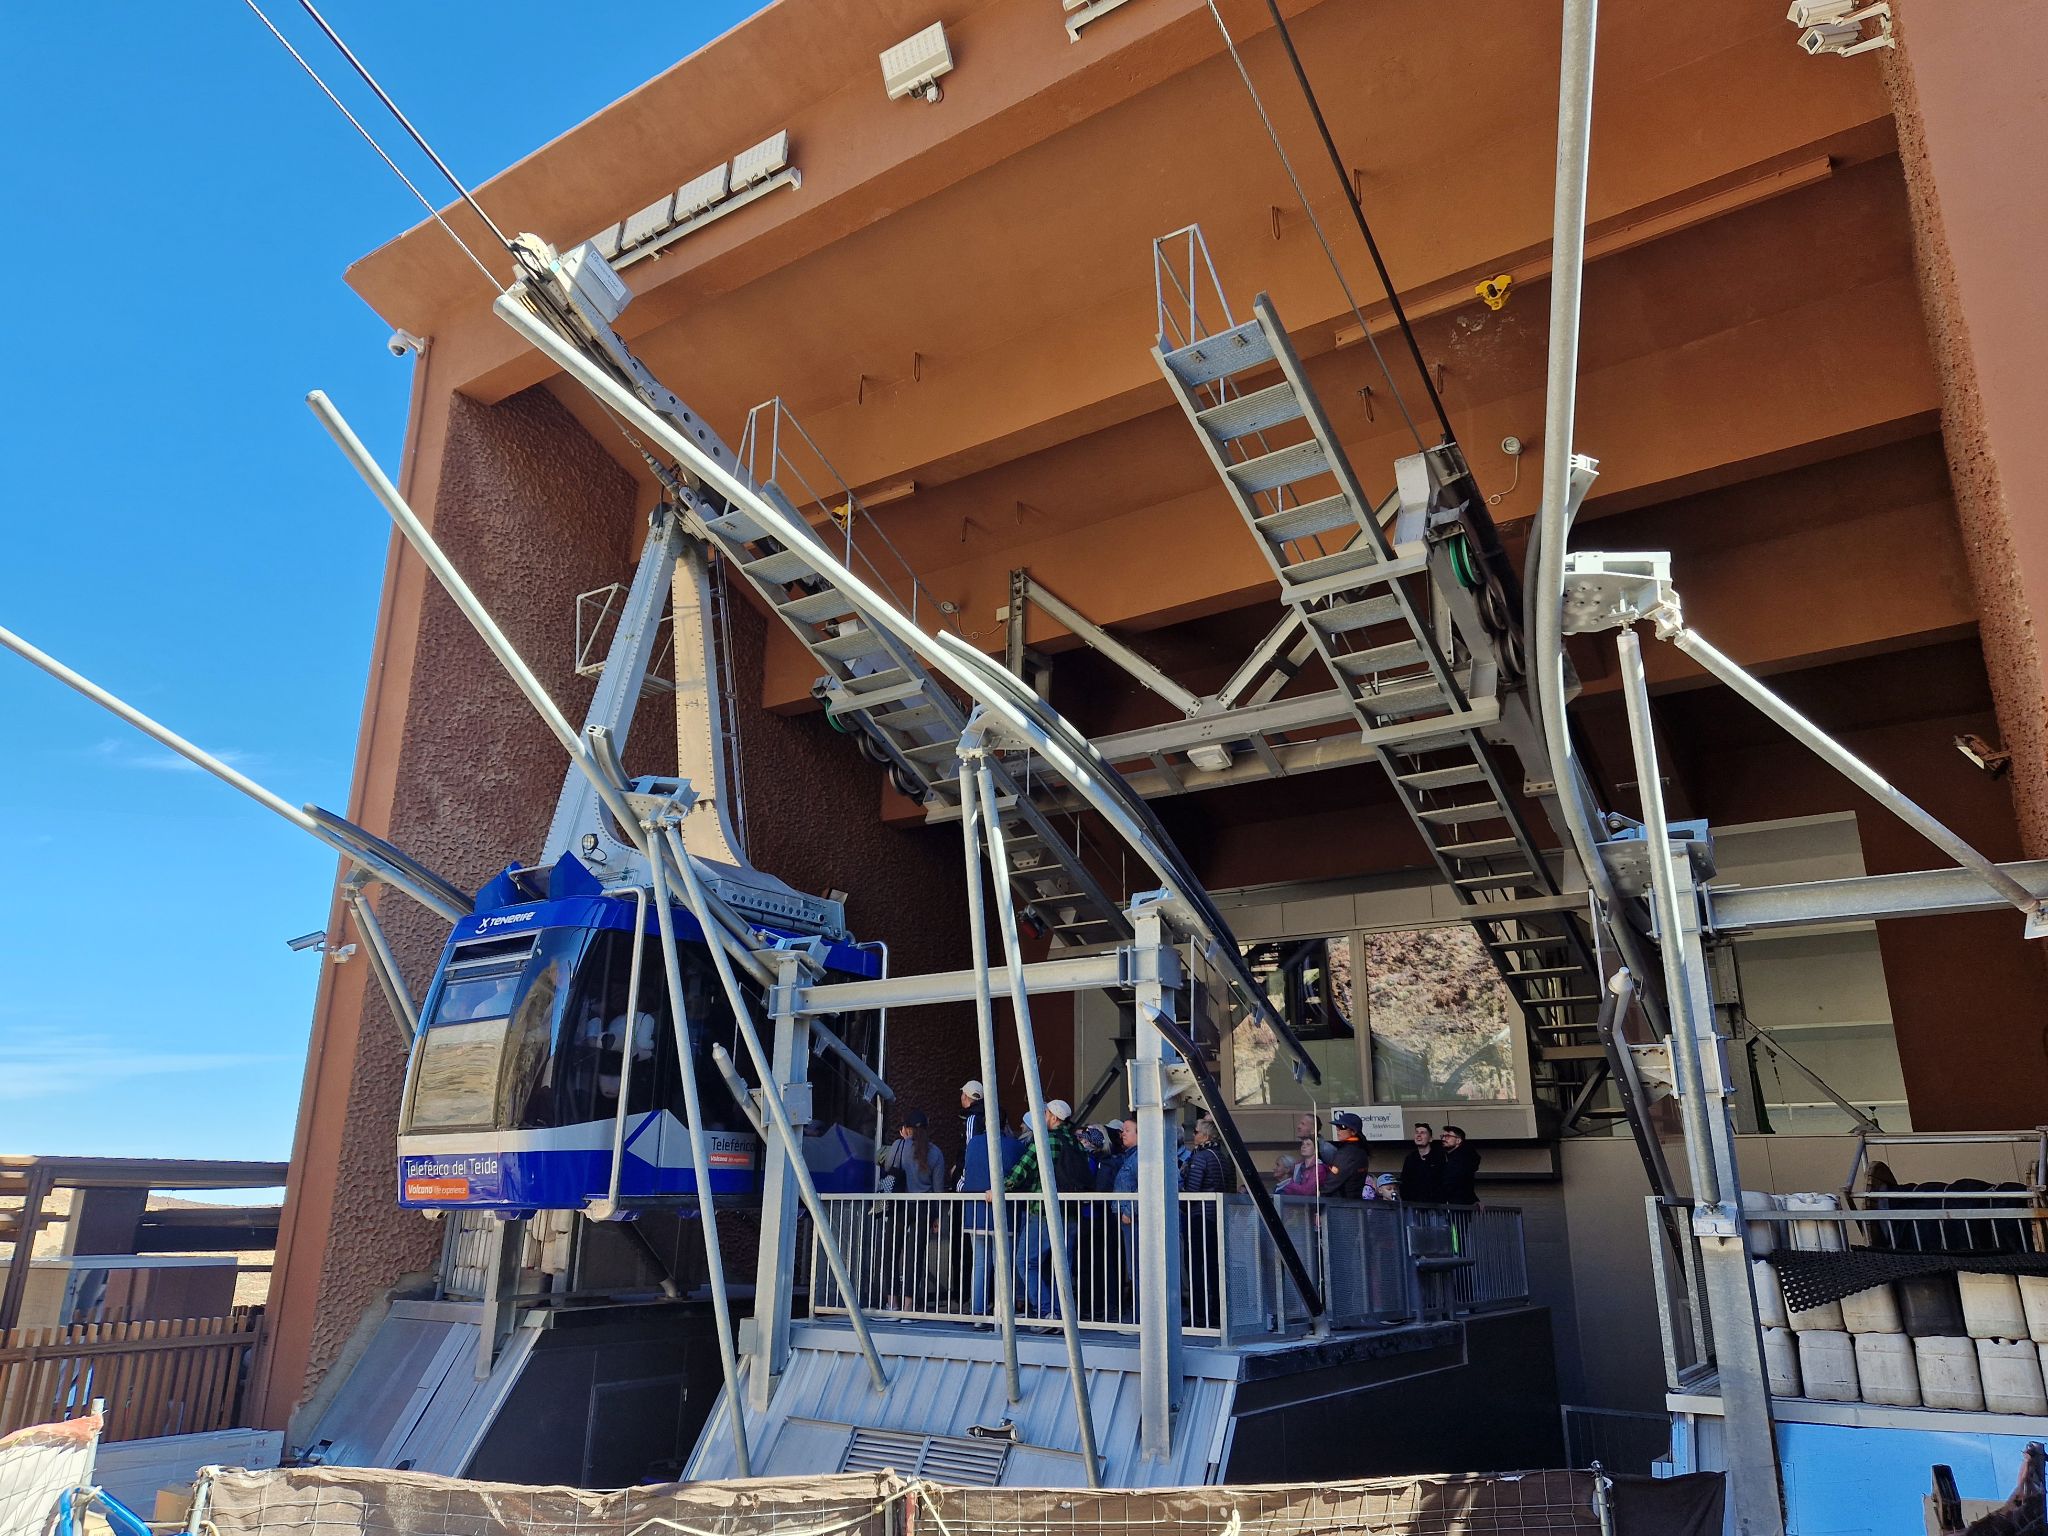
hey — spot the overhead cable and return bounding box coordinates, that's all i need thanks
[243,0,503,291]
[1204,0,1426,453]
[292,0,532,271]
[1255,0,1457,445]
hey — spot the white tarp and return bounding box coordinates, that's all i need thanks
[0,1416,98,1536]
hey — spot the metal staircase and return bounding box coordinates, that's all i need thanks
[1148,227,1610,1110]
[720,399,1130,951]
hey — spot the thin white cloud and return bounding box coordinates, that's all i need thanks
[0,1025,286,1102]
[87,738,263,775]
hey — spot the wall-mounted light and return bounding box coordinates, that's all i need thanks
[731,130,790,188]
[585,128,802,272]
[882,22,952,103]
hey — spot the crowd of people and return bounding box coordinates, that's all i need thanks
[860,1082,1485,1328]
[1269,1115,1482,1205]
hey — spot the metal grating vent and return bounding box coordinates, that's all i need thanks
[840,1428,1010,1486]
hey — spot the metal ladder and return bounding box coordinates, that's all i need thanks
[714,400,1130,951]
[1149,228,1608,1106]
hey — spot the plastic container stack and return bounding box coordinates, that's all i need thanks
[1960,1273,2029,1340]
[1743,1189,2048,1416]
[1916,1335,1987,1411]
[1796,1329,1859,1401]
[1855,1332,1921,1406]
[1762,1325,1802,1397]
[1976,1338,2048,1415]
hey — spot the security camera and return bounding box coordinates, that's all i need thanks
[387,328,428,358]
[1790,0,1893,56]
[1955,733,2013,778]
[285,930,329,953]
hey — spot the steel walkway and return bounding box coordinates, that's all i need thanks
[1148,228,1610,1108]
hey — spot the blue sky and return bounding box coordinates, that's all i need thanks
[0,4,756,1161]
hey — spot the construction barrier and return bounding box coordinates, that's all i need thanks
[197,1463,1725,1536]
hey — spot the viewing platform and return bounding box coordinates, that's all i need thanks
[687,1192,1552,1486]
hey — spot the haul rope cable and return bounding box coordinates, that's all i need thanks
[1203,0,1426,453]
[293,0,528,268]
[1253,0,1459,446]
[242,0,504,292]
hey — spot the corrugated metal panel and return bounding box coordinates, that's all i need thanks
[690,1325,1236,1487]
[302,1302,539,1476]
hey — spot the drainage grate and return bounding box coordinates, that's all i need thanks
[840,1427,1010,1486]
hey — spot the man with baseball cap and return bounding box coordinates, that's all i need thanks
[1319,1110,1375,1199]
[1004,1097,1085,1318]
[959,1080,985,1146]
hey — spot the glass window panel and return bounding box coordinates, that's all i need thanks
[1231,936,1362,1108]
[1365,926,1519,1102]
[410,1019,508,1130]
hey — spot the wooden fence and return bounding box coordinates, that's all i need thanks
[0,1312,261,1441]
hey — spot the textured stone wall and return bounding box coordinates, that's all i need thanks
[1884,14,2048,857]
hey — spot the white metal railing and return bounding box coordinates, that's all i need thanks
[808,1192,1527,1343]
[735,397,962,637]
[808,1192,1150,1333]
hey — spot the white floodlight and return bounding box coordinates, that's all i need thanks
[882,22,953,103]
[675,162,731,217]
[621,192,675,249]
[731,131,790,189]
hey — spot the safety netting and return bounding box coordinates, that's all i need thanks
[197,1464,1722,1536]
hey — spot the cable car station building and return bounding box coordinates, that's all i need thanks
[253,0,2048,1501]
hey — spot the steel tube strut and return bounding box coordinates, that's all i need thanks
[0,621,469,924]
[662,822,890,1390]
[957,759,1021,1401]
[971,752,1104,1488]
[597,886,651,1217]
[494,291,1319,1088]
[1529,0,1609,910]
[341,877,420,1039]
[1663,620,2048,932]
[1617,627,1784,1536]
[641,850,752,1476]
[1020,575,1201,717]
[308,391,661,905]
[1618,632,1718,1203]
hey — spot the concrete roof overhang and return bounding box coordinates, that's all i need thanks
[345,0,1912,719]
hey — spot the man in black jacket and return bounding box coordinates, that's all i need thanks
[1438,1124,1482,1206]
[1399,1121,1443,1204]
[1320,1111,1374,1198]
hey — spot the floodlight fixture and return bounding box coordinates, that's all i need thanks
[882,22,953,103]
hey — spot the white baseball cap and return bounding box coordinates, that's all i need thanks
[961,1080,984,1100]
[1047,1099,1072,1122]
